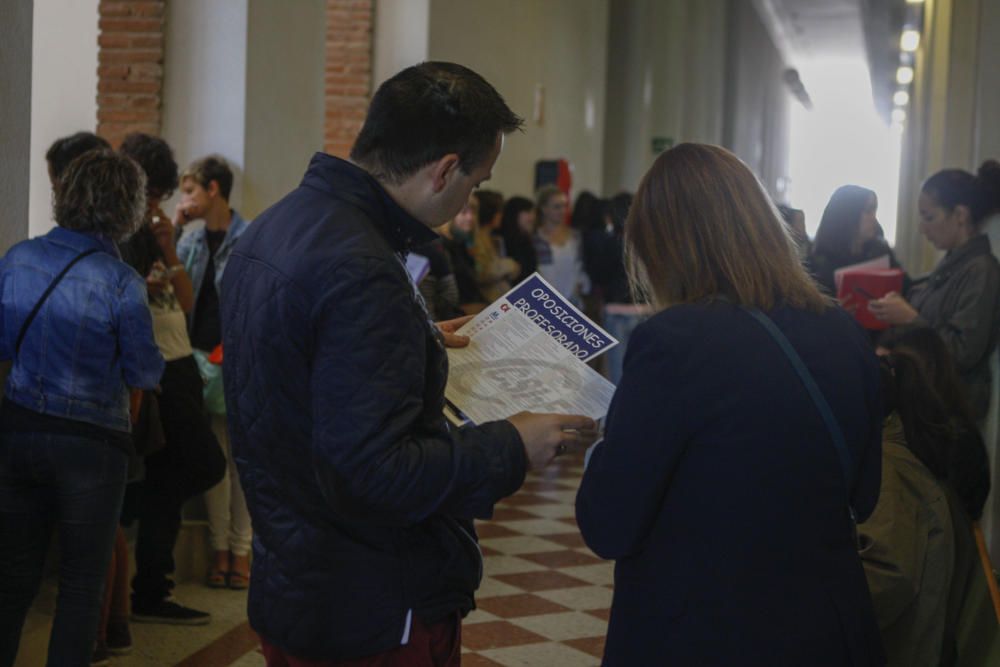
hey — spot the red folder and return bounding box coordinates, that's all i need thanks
[208,344,224,365]
[837,268,904,330]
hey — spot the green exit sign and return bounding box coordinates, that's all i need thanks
[651,136,674,154]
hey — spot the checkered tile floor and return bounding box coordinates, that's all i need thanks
[461,452,610,666]
[15,452,608,666]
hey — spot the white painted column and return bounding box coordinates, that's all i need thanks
[162,0,326,221]
[373,0,430,89]
[27,0,100,239]
[161,0,249,212]
[0,0,33,253]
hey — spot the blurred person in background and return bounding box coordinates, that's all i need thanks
[499,196,538,283]
[598,193,645,385]
[173,155,253,591]
[474,189,504,238]
[807,185,902,296]
[870,168,1000,420]
[0,150,162,666]
[777,204,810,261]
[534,185,588,305]
[118,134,225,626]
[411,235,463,322]
[439,194,488,312]
[46,131,138,663]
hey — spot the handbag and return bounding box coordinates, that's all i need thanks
[1,248,99,398]
[741,306,859,539]
[131,389,167,456]
[193,345,226,415]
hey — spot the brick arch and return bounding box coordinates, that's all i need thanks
[324,0,373,158]
[96,0,165,146]
[96,0,372,154]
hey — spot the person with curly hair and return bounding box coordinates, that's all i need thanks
[0,149,163,665]
[117,134,225,627]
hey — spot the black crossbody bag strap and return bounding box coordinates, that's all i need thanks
[741,306,858,524]
[14,248,100,356]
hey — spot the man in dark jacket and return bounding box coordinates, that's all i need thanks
[221,62,595,664]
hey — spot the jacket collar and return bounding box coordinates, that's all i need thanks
[930,233,991,287]
[190,209,248,250]
[46,226,121,259]
[300,152,438,252]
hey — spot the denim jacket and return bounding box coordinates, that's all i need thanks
[0,227,164,432]
[176,210,249,336]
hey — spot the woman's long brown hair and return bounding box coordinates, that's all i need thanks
[625,143,828,312]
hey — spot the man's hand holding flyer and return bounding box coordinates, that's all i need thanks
[445,273,618,426]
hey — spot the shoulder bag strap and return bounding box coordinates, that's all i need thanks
[741,306,855,500]
[14,248,100,356]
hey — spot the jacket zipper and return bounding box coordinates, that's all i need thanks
[453,520,483,586]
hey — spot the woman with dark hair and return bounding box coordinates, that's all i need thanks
[117,133,224,626]
[439,194,489,311]
[570,190,601,232]
[598,193,648,385]
[499,195,537,283]
[44,131,110,185]
[0,150,163,665]
[807,185,902,295]
[534,186,588,305]
[576,144,884,665]
[878,325,990,519]
[869,168,1000,419]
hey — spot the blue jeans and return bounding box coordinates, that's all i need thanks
[603,310,645,385]
[0,431,127,667]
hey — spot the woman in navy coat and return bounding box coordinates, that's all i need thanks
[576,143,886,666]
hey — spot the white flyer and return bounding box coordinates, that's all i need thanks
[445,273,618,425]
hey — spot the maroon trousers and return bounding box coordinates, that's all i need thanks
[260,614,461,667]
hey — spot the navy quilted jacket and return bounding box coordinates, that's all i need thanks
[221,154,527,660]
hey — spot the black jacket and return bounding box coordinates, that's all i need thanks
[907,234,1000,419]
[221,154,527,660]
[577,302,885,665]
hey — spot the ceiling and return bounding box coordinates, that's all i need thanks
[752,0,910,122]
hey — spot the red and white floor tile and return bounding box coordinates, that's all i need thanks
[17,452,607,666]
[461,452,610,666]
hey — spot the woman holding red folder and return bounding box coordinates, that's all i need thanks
[807,185,905,296]
[869,169,1000,419]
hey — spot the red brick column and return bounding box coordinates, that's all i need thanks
[325,0,374,158]
[96,1,165,146]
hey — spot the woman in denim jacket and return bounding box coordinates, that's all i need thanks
[0,150,163,666]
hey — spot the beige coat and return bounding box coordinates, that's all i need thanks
[858,414,955,667]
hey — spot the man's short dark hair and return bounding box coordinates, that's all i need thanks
[350,62,523,184]
[45,132,111,183]
[119,132,179,199]
[54,149,147,241]
[182,155,234,201]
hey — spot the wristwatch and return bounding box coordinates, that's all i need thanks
[165,264,185,277]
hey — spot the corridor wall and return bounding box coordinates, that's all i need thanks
[602,0,727,195]
[0,0,32,254]
[427,0,610,198]
[161,0,326,220]
[27,0,100,240]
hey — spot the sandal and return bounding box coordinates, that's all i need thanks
[228,570,250,590]
[206,568,228,589]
